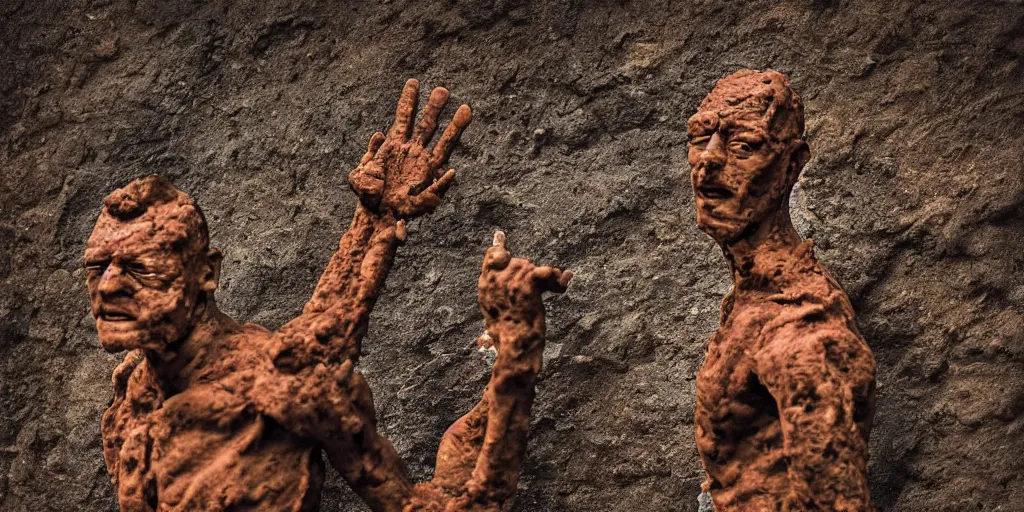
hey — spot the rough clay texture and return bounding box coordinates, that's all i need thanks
[689,70,875,511]
[1,1,1022,511]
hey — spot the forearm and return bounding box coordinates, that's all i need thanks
[328,430,415,512]
[305,204,402,315]
[426,324,546,489]
[413,324,543,510]
[466,321,543,498]
[310,370,415,512]
[283,204,404,362]
[274,205,402,366]
[410,233,566,510]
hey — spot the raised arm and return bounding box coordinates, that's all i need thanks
[260,80,471,511]
[264,231,568,512]
[410,232,571,511]
[273,79,471,369]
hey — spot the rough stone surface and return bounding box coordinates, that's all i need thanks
[1,1,1023,511]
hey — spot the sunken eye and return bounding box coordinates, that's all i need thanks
[125,262,157,277]
[729,139,763,158]
[85,260,110,276]
[688,135,711,148]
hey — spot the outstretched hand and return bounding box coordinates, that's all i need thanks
[349,79,472,219]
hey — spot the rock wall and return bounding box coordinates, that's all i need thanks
[1,1,1022,510]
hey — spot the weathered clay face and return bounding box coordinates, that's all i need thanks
[687,69,806,245]
[84,178,213,354]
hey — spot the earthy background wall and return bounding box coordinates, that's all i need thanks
[2,1,1022,510]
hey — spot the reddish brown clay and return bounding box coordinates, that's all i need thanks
[688,69,877,511]
[86,79,570,512]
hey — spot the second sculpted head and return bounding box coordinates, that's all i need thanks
[84,175,222,355]
[687,69,809,246]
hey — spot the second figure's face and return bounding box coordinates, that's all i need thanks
[687,107,795,245]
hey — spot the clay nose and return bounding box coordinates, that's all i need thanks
[97,263,132,297]
[695,132,726,182]
[706,132,723,153]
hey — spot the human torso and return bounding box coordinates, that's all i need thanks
[102,326,325,512]
[693,247,875,506]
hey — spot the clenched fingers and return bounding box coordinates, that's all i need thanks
[531,266,573,293]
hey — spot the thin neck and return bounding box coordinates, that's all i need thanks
[721,202,804,288]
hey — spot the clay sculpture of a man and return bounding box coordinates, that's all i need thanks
[85,79,571,511]
[688,69,877,511]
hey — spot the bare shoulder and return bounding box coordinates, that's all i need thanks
[755,317,875,379]
[236,322,275,350]
[264,314,359,373]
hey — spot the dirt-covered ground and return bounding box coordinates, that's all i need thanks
[2,1,1023,510]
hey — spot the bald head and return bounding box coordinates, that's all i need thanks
[693,69,805,144]
[687,69,810,246]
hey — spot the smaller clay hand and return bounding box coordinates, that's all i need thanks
[348,79,472,219]
[476,231,571,349]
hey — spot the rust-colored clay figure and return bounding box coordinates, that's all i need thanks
[688,70,877,511]
[85,79,571,512]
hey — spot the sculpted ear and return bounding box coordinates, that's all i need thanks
[200,248,222,293]
[787,140,810,187]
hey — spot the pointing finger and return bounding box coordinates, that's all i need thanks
[484,230,511,270]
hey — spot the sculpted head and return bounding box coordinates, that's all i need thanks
[84,175,221,354]
[687,69,809,246]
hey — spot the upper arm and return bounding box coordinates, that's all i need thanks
[269,310,360,373]
[752,324,875,509]
[754,322,875,441]
[255,355,415,512]
[323,371,416,512]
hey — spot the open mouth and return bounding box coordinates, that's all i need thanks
[99,309,137,322]
[699,185,734,200]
